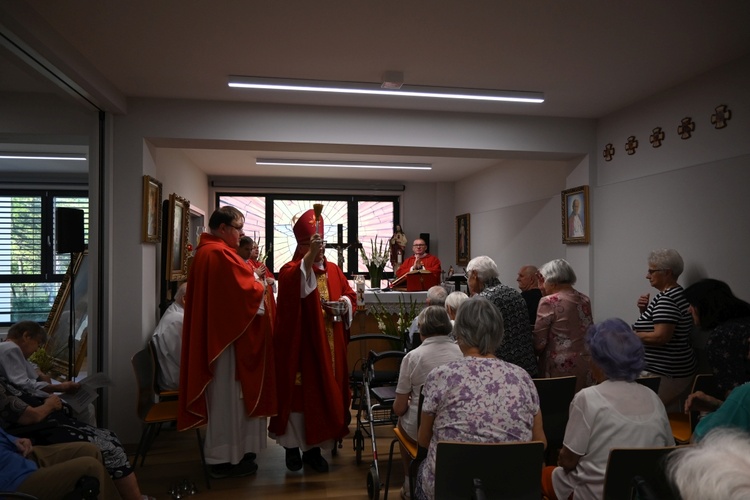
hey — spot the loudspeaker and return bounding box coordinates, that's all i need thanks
[56,207,85,253]
[419,232,430,253]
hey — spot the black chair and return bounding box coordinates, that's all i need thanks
[634,376,661,394]
[602,446,682,500]
[433,441,545,500]
[533,375,577,465]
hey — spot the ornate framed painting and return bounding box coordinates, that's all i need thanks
[44,251,89,379]
[561,185,590,244]
[165,193,190,282]
[141,175,162,243]
[456,213,470,266]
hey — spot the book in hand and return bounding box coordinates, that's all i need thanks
[59,372,112,413]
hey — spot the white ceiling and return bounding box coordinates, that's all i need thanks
[2,1,750,182]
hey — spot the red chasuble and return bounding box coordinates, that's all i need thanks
[178,233,277,431]
[268,258,356,445]
[396,253,442,278]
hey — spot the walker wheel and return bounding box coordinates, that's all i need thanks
[367,464,380,500]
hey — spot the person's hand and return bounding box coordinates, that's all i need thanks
[637,293,650,313]
[684,391,722,413]
[44,394,64,411]
[309,234,323,255]
[257,264,267,278]
[14,437,33,457]
[60,381,81,393]
[266,276,275,286]
[414,257,423,270]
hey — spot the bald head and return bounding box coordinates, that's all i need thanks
[516,265,539,291]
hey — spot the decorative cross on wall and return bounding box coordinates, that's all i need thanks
[603,143,615,162]
[678,117,695,139]
[625,135,639,155]
[711,104,732,129]
[649,127,665,148]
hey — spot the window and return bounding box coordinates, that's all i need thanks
[0,190,89,325]
[218,193,398,275]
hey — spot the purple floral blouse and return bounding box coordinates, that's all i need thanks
[533,289,593,391]
[416,357,539,500]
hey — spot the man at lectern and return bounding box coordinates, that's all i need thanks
[395,238,442,279]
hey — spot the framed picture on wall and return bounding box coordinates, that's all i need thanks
[561,185,590,244]
[165,193,190,282]
[456,213,470,265]
[141,175,162,243]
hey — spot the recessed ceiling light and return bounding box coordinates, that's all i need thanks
[229,76,544,104]
[256,158,432,170]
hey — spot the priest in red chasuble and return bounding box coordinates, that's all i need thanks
[269,208,356,473]
[178,206,276,479]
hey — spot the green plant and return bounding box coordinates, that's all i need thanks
[28,347,55,374]
[369,293,420,348]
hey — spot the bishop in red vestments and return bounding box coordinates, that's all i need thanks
[269,209,356,473]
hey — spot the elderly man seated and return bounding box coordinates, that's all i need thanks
[152,282,187,391]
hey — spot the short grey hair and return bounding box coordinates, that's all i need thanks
[426,285,448,307]
[417,305,453,338]
[539,259,577,285]
[466,256,499,283]
[445,291,469,317]
[666,428,750,500]
[649,249,684,278]
[453,296,504,355]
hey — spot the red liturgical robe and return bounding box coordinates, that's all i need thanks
[269,258,356,445]
[396,253,442,278]
[178,233,277,431]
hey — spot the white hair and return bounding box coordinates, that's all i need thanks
[466,255,499,283]
[666,428,750,500]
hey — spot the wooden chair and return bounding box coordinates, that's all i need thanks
[384,389,425,500]
[533,375,577,465]
[147,338,179,400]
[131,348,211,489]
[433,441,545,500]
[667,373,719,444]
[602,446,682,500]
[635,376,661,394]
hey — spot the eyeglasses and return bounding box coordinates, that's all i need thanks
[647,268,666,275]
[228,223,244,231]
[413,244,426,248]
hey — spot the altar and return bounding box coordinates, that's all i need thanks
[350,288,428,336]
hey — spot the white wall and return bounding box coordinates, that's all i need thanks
[592,55,750,322]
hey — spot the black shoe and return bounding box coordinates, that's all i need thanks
[302,447,329,473]
[209,461,258,479]
[241,452,257,463]
[285,447,303,471]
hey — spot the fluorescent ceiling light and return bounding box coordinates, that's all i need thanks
[229,76,544,104]
[0,153,86,161]
[256,158,432,171]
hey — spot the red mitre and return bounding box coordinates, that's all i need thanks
[293,209,324,243]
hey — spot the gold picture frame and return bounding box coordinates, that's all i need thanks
[456,213,470,266]
[166,193,190,282]
[561,185,590,244]
[44,251,89,379]
[141,175,162,243]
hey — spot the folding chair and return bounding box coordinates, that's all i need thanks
[533,376,576,465]
[602,446,682,500]
[131,348,211,489]
[433,441,545,500]
[667,373,719,444]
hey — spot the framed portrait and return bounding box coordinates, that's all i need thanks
[141,175,162,243]
[44,251,89,379]
[165,193,190,282]
[561,185,590,244]
[456,213,470,265]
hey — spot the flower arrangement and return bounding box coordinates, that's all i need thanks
[359,236,390,288]
[370,293,420,348]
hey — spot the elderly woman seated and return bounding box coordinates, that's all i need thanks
[541,318,674,500]
[416,297,545,500]
[444,290,469,324]
[393,305,463,499]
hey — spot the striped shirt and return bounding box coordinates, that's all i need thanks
[633,286,696,378]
